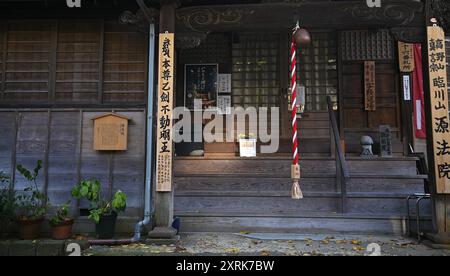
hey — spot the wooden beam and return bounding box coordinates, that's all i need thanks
[176,1,424,33]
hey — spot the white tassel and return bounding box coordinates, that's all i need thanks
[291,181,303,199]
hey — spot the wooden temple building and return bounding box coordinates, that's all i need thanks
[0,0,449,242]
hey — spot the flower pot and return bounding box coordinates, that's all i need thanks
[50,219,74,240]
[95,212,117,239]
[16,217,44,240]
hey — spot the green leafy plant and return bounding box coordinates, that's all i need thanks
[0,172,16,232]
[15,160,48,221]
[50,202,73,226]
[71,179,127,224]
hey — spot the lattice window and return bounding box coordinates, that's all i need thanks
[297,32,338,111]
[103,21,147,103]
[232,34,280,108]
[3,22,52,101]
[341,29,394,61]
[55,21,101,102]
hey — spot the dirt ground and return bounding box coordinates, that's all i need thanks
[84,233,450,256]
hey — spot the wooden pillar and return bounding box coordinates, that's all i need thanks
[149,2,178,239]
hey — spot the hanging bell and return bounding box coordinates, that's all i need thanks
[294,28,311,46]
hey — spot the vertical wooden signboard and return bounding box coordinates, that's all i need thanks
[427,26,450,194]
[364,61,376,111]
[156,33,175,192]
[398,42,415,73]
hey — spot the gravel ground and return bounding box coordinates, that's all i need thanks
[84,233,450,256]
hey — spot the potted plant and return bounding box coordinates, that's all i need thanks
[15,161,49,240]
[71,179,126,239]
[49,202,74,240]
[0,172,16,237]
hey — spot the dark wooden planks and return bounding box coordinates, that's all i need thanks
[47,111,80,205]
[3,22,52,101]
[102,21,147,103]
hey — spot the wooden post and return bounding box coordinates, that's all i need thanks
[423,0,450,244]
[149,2,178,239]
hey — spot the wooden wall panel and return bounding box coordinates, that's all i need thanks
[0,109,146,217]
[0,112,17,178]
[0,20,147,106]
[341,61,402,155]
[0,22,5,98]
[102,21,147,103]
[55,21,101,102]
[47,111,80,205]
[4,22,52,101]
[14,112,49,191]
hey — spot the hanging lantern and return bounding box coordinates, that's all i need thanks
[294,27,311,46]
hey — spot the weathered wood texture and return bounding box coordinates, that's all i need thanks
[0,110,146,218]
[0,20,147,106]
[341,61,402,155]
[174,157,429,233]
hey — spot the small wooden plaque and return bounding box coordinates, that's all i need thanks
[364,61,376,111]
[92,113,129,151]
[398,42,415,73]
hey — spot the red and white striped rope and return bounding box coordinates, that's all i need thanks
[290,35,299,166]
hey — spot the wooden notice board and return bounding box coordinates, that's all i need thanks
[156,33,175,192]
[427,25,450,194]
[92,113,129,151]
[364,61,376,111]
[398,42,415,73]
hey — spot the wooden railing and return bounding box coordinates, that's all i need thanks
[327,96,350,213]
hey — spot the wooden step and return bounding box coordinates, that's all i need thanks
[174,195,431,216]
[175,175,425,193]
[175,157,421,177]
[175,211,433,234]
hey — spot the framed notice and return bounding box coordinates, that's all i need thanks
[427,25,450,194]
[185,64,218,111]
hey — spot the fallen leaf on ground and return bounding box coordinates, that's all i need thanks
[225,248,240,254]
[260,250,270,256]
[352,246,365,252]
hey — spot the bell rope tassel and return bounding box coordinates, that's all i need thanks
[291,164,303,199]
[290,25,303,200]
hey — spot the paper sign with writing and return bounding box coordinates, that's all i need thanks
[364,61,376,111]
[217,95,231,115]
[156,33,175,192]
[403,75,411,101]
[218,74,232,93]
[427,26,450,194]
[398,42,415,73]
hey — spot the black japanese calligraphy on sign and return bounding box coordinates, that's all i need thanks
[427,26,450,194]
[364,61,376,111]
[156,33,175,192]
[398,42,415,73]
